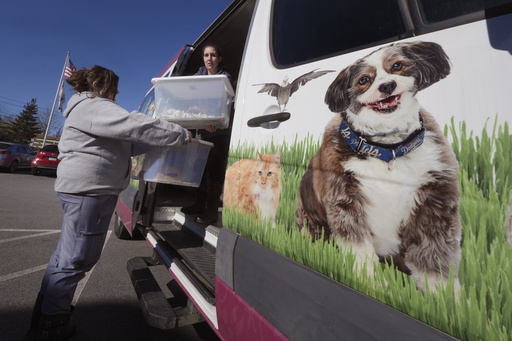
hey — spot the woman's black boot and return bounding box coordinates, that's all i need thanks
[36,309,76,341]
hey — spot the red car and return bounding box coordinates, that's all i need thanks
[31,144,60,175]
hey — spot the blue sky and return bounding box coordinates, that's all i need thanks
[0,0,232,133]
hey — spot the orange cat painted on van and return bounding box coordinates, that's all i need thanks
[224,151,282,226]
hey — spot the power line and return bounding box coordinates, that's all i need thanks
[0,95,25,111]
[0,101,24,109]
[0,95,25,104]
[0,113,15,121]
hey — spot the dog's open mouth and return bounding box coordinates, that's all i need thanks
[367,94,401,113]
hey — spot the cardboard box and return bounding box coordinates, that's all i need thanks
[152,75,234,129]
[139,139,213,187]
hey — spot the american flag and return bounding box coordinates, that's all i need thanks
[58,58,77,111]
[64,59,76,78]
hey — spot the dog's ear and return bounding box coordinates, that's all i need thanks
[325,66,352,113]
[403,41,451,91]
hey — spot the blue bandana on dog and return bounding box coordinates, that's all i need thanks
[339,115,425,162]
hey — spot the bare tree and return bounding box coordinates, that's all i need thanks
[39,107,65,137]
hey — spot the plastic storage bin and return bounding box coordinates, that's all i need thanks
[152,75,234,129]
[139,139,213,187]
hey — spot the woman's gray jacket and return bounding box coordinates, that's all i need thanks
[55,92,189,196]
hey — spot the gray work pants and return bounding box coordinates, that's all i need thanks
[39,193,117,315]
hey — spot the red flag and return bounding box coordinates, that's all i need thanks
[64,59,76,78]
[58,81,65,112]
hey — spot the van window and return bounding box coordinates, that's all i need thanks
[417,0,511,23]
[272,0,406,67]
[138,88,155,117]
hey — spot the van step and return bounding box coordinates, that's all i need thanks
[127,256,205,330]
[153,222,216,292]
[145,229,216,305]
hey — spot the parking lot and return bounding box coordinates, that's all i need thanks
[0,170,218,340]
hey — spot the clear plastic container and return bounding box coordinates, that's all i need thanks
[138,139,213,187]
[152,75,234,129]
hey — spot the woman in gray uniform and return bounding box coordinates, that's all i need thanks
[24,65,191,341]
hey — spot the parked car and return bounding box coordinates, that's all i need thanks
[0,142,37,173]
[31,144,60,175]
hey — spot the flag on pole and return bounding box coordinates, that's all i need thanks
[58,59,77,111]
[64,59,76,78]
[58,82,66,112]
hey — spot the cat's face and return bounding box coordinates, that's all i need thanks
[252,152,282,189]
[255,161,278,186]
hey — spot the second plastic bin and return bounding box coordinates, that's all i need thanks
[139,139,213,187]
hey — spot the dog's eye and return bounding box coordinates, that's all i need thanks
[358,76,370,85]
[392,62,403,71]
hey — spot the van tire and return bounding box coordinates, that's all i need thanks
[113,212,132,239]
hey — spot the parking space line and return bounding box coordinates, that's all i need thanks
[0,264,48,283]
[0,229,112,309]
[0,230,61,244]
[72,231,112,306]
[0,229,61,232]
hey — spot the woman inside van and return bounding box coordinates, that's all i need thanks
[181,43,233,225]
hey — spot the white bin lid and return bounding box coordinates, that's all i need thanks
[151,75,234,97]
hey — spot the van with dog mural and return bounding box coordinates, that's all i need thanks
[115,0,512,340]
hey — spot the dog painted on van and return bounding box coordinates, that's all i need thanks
[296,41,462,294]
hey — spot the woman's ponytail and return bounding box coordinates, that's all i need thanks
[66,65,119,101]
[66,68,89,92]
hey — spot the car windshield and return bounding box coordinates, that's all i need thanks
[42,145,59,153]
[0,143,12,150]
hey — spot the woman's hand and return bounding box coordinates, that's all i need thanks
[187,130,193,142]
[205,125,217,133]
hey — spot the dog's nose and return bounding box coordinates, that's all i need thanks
[379,81,397,95]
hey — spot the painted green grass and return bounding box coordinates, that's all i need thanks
[224,116,512,340]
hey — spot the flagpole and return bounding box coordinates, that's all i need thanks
[43,52,70,147]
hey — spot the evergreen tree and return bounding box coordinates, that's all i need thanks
[8,98,42,144]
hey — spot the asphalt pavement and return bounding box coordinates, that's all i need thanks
[0,169,219,341]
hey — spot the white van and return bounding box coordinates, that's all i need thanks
[116,1,512,340]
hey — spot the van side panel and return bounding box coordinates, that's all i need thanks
[229,236,457,341]
[216,277,287,341]
[115,199,133,232]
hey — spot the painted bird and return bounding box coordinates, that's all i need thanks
[254,69,334,111]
